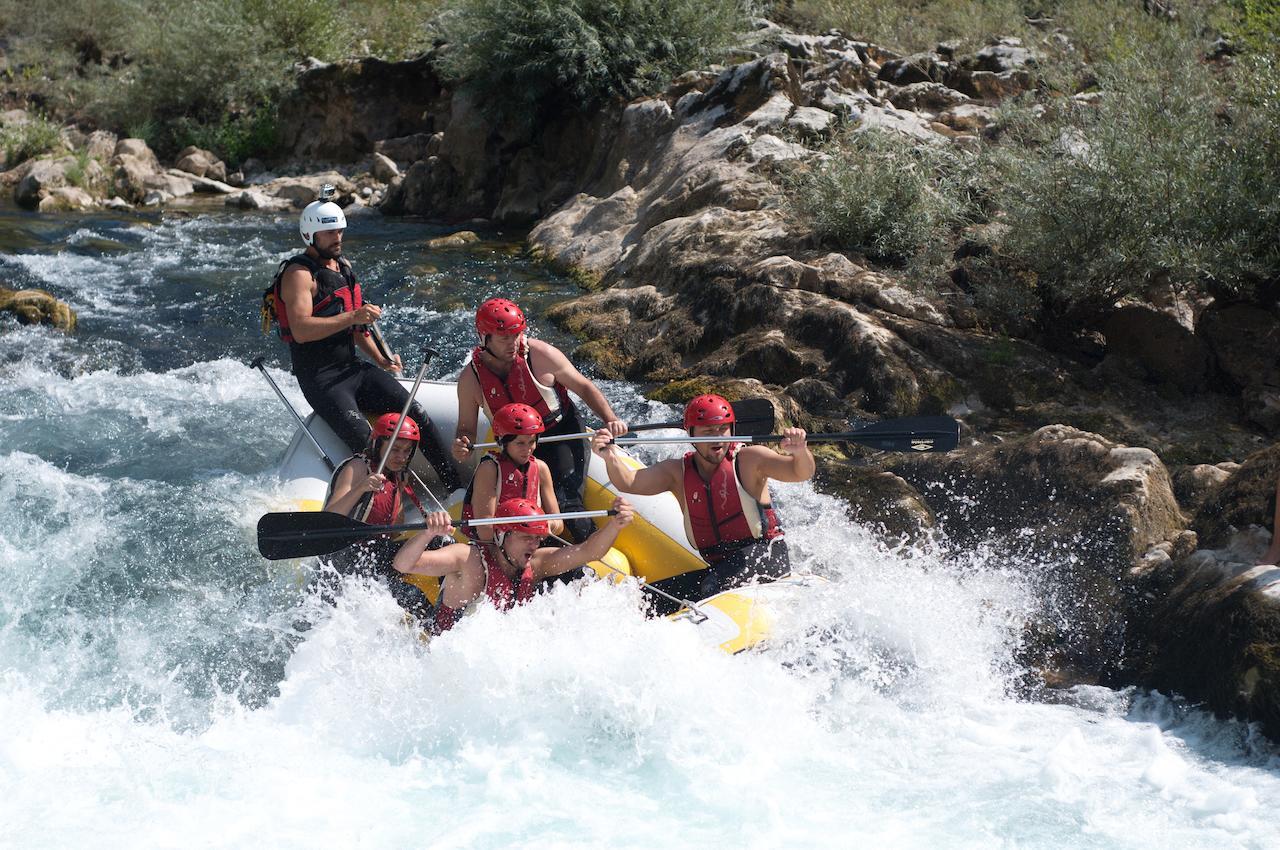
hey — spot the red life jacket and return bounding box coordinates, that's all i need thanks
[469,345,572,427]
[324,453,425,525]
[460,453,542,538]
[265,254,362,344]
[682,447,783,563]
[435,544,536,633]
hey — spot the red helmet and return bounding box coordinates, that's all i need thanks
[371,413,421,442]
[493,403,545,438]
[494,498,550,536]
[476,298,527,337]
[684,394,735,431]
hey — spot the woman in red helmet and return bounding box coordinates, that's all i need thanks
[591,394,814,611]
[321,412,435,621]
[393,496,634,633]
[452,297,628,542]
[461,402,564,542]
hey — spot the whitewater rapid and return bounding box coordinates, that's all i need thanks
[1,207,1278,849]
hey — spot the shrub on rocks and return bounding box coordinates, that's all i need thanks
[783,127,989,270]
[0,114,62,168]
[434,0,759,124]
[980,35,1280,325]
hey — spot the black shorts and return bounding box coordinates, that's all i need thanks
[647,537,791,615]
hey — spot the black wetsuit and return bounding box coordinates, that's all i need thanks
[285,256,460,490]
[647,538,792,616]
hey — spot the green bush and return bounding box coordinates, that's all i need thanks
[0,115,62,166]
[434,0,759,123]
[982,31,1280,323]
[784,128,989,270]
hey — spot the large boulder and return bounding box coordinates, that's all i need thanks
[111,138,166,203]
[1127,543,1280,740]
[0,287,77,330]
[277,54,447,161]
[1101,304,1213,393]
[886,425,1188,681]
[14,156,107,209]
[174,146,227,182]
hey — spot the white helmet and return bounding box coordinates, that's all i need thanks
[299,187,346,246]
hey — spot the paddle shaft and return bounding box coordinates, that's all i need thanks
[262,508,616,544]
[251,356,336,472]
[371,347,438,477]
[611,415,960,452]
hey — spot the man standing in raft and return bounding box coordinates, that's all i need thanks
[393,496,634,632]
[461,402,564,543]
[266,188,458,490]
[452,297,627,541]
[591,394,814,605]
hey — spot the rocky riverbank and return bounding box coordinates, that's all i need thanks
[5,20,1279,738]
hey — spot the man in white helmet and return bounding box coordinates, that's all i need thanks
[267,187,460,491]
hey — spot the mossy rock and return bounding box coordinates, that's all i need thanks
[0,287,76,331]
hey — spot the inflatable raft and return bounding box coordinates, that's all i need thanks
[274,377,802,653]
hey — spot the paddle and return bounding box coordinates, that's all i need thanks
[470,397,778,450]
[358,346,439,521]
[257,508,617,560]
[611,415,961,453]
[251,356,337,471]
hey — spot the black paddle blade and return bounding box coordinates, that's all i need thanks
[628,397,777,437]
[257,510,381,560]
[841,415,960,452]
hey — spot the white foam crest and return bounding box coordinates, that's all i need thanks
[2,251,133,315]
[5,358,298,436]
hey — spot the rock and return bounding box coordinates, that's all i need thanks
[85,130,118,160]
[426,230,480,249]
[1100,304,1213,393]
[953,69,1034,100]
[886,81,970,112]
[277,54,446,162]
[260,172,357,208]
[745,134,810,163]
[103,196,132,210]
[224,189,292,211]
[1245,386,1280,437]
[786,106,836,139]
[113,150,163,204]
[0,108,31,127]
[375,133,435,163]
[1192,444,1280,551]
[878,52,948,85]
[143,189,175,206]
[14,156,107,209]
[37,186,95,212]
[887,425,1187,678]
[174,146,227,182]
[1199,303,1280,391]
[0,287,77,330]
[1172,463,1234,515]
[970,40,1037,73]
[167,168,236,194]
[112,138,161,172]
[813,457,937,545]
[1128,548,1280,740]
[937,103,997,132]
[370,152,399,182]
